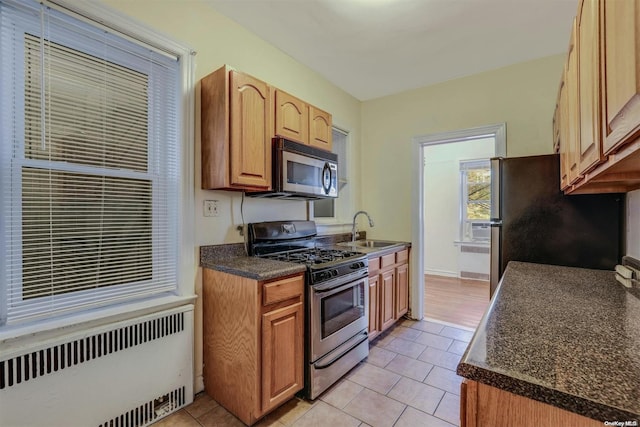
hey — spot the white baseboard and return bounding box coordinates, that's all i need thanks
[424,268,457,278]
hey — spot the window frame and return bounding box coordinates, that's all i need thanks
[313,126,353,226]
[0,0,195,330]
[459,159,491,241]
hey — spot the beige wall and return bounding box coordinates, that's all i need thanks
[100,0,363,393]
[361,54,565,242]
[102,0,363,248]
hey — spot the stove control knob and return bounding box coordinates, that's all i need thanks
[331,269,338,277]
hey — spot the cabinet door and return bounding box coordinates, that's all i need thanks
[566,20,581,185]
[230,70,272,188]
[261,301,304,413]
[394,263,409,320]
[275,90,308,144]
[368,274,380,340]
[578,0,603,174]
[602,0,640,154]
[380,270,395,331]
[552,103,560,153]
[559,76,570,190]
[309,105,332,151]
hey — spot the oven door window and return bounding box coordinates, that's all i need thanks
[320,280,365,339]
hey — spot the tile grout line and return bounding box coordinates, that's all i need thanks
[166,319,469,427]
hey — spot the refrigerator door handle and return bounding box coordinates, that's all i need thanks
[490,224,501,298]
[490,157,502,222]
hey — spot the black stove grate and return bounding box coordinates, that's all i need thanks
[260,248,361,265]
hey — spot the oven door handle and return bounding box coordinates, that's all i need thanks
[312,271,367,294]
[313,278,364,298]
[313,331,369,370]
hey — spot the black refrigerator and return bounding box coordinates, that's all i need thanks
[489,154,624,296]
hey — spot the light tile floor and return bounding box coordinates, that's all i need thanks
[154,319,473,427]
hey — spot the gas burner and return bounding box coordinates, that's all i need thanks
[262,247,361,266]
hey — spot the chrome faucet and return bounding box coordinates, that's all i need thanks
[352,211,374,242]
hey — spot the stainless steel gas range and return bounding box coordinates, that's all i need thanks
[247,220,369,400]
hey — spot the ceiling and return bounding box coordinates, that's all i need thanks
[204,0,578,101]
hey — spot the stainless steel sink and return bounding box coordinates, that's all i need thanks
[337,240,398,248]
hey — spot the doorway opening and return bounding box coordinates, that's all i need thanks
[410,124,506,330]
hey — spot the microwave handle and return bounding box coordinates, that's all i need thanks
[322,162,332,195]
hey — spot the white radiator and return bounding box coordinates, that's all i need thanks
[459,244,490,280]
[0,305,194,427]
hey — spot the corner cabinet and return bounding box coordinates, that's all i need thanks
[367,247,410,341]
[201,65,273,191]
[202,270,304,426]
[556,0,640,194]
[460,380,602,427]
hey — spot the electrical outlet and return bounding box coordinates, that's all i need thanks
[204,200,219,217]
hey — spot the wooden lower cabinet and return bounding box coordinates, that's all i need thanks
[380,269,395,330]
[460,380,602,427]
[368,247,410,340]
[368,274,381,340]
[203,270,304,425]
[395,263,409,318]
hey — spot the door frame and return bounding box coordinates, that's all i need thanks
[410,123,506,320]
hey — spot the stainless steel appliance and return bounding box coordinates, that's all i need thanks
[489,154,624,296]
[247,220,368,400]
[248,138,338,200]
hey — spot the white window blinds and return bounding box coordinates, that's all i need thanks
[0,0,181,324]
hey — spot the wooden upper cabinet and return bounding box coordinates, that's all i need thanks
[578,0,604,174]
[309,106,333,151]
[230,71,272,188]
[201,65,273,191]
[553,102,560,153]
[559,76,570,190]
[275,90,309,144]
[566,19,581,185]
[602,0,640,154]
[556,0,640,194]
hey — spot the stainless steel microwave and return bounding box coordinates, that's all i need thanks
[248,138,338,200]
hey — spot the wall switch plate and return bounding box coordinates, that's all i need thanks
[204,200,219,217]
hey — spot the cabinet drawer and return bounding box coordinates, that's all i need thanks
[381,253,395,269]
[396,249,408,264]
[368,256,380,273]
[263,275,303,306]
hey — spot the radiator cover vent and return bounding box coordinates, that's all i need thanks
[98,386,185,427]
[0,312,184,390]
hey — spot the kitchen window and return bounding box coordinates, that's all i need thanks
[314,127,351,222]
[0,0,188,325]
[459,159,491,241]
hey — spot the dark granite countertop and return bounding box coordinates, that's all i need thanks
[324,240,411,257]
[200,243,306,281]
[457,261,640,422]
[200,236,410,281]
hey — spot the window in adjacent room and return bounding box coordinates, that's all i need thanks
[314,127,351,222]
[0,0,186,325]
[459,159,491,242]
